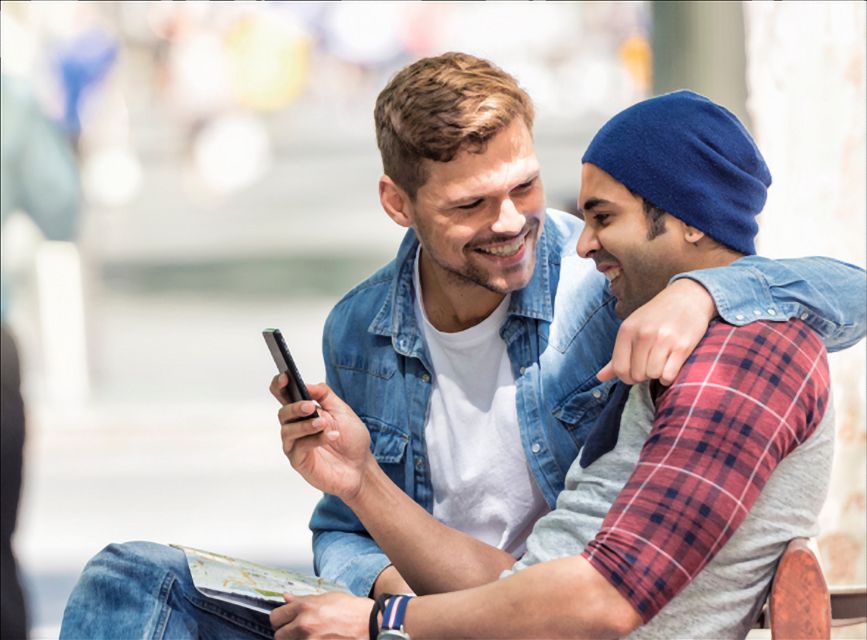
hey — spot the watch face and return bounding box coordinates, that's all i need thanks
[377,630,411,640]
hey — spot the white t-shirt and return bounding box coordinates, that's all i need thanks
[413,250,548,556]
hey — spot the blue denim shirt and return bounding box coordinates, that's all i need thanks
[310,209,866,596]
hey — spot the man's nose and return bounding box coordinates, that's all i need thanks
[492,198,526,235]
[576,225,599,258]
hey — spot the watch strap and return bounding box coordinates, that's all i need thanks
[369,594,391,640]
[381,594,412,631]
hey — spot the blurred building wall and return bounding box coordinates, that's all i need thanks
[651,1,749,126]
[744,1,867,585]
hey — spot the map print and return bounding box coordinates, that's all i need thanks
[172,544,351,614]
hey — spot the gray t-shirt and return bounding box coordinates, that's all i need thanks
[506,382,834,639]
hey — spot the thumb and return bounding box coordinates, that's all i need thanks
[282,592,295,604]
[307,382,350,415]
[596,361,616,382]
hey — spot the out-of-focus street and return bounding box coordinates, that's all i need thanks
[17,295,335,638]
[2,3,864,639]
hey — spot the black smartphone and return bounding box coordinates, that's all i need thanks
[263,328,319,418]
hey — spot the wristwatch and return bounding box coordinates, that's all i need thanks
[377,594,412,640]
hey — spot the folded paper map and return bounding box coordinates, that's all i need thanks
[172,544,351,614]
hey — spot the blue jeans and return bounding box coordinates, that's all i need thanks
[60,542,274,639]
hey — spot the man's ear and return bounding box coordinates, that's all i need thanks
[683,224,705,244]
[379,176,413,228]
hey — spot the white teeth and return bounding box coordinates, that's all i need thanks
[478,240,523,257]
[604,268,621,282]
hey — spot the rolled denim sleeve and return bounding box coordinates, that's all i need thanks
[311,527,391,597]
[672,256,866,352]
[311,318,391,596]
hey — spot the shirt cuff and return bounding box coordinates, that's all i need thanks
[670,269,783,326]
[337,551,393,597]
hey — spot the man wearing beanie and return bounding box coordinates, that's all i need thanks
[62,50,866,640]
[269,91,848,639]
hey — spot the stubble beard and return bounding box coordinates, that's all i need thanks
[434,219,541,295]
[613,254,675,319]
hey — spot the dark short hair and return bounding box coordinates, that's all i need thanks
[642,199,667,239]
[625,185,668,239]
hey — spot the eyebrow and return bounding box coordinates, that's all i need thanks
[575,197,612,219]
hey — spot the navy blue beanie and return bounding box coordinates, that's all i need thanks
[581,90,771,255]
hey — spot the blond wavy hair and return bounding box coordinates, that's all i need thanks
[374,52,535,199]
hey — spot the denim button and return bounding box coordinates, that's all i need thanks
[592,389,602,399]
[767,309,777,316]
[531,443,541,454]
[800,313,809,320]
[421,373,430,383]
[736,314,745,320]
[753,309,762,316]
[519,366,526,375]
[415,458,424,469]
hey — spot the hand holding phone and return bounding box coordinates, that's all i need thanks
[263,328,319,419]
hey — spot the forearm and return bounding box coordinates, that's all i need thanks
[673,255,866,350]
[371,565,414,598]
[348,457,515,594]
[403,556,641,639]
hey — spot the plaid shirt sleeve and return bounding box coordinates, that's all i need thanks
[581,319,831,622]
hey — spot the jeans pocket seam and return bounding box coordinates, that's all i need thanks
[188,594,274,637]
[150,573,176,640]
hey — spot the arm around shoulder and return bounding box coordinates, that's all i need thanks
[672,255,866,351]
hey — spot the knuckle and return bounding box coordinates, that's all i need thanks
[675,338,693,353]
[637,326,656,341]
[662,364,680,384]
[655,327,673,342]
[297,619,315,634]
[618,322,636,339]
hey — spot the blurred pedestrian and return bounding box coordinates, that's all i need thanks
[1,73,81,640]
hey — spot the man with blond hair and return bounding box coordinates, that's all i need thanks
[60,53,863,639]
[270,90,853,640]
[280,52,860,601]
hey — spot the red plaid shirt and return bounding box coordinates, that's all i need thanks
[582,320,830,621]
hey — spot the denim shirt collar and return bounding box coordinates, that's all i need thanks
[368,218,556,358]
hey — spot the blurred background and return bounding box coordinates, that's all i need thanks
[0,2,863,638]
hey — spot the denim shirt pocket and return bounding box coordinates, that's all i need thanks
[551,379,616,446]
[362,415,409,488]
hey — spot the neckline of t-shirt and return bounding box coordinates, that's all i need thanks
[412,245,511,347]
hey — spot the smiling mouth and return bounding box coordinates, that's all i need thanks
[475,237,525,257]
[603,267,622,283]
